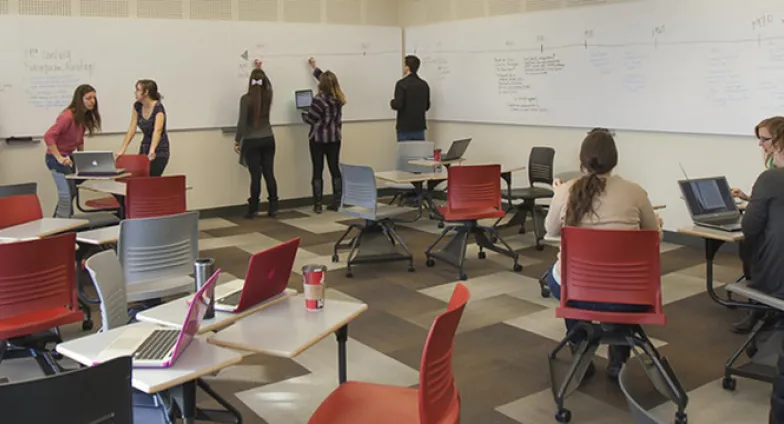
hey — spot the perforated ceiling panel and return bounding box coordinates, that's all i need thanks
[238,0,278,21]
[0,0,8,14]
[190,0,232,20]
[136,0,183,19]
[282,0,320,23]
[364,0,398,25]
[325,0,360,24]
[18,0,71,15]
[80,0,129,17]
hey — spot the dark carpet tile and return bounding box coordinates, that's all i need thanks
[336,278,447,318]
[192,379,269,424]
[659,246,708,275]
[199,246,252,280]
[348,308,430,358]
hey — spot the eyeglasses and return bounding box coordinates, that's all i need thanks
[759,136,773,143]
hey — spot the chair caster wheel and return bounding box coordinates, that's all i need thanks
[426,258,435,267]
[555,408,571,423]
[438,222,445,228]
[675,413,688,424]
[331,255,339,263]
[82,320,94,331]
[478,251,486,259]
[346,271,354,278]
[722,377,736,391]
[513,263,523,272]
[408,266,415,272]
[541,287,551,298]
[535,244,544,251]
[459,273,468,281]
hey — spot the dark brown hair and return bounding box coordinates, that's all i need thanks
[318,71,346,105]
[564,130,618,226]
[405,55,421,74]
[66,84,101,136]
[137,79,163,101]
[247,68,273,129]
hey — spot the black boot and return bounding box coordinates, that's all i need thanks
[607,345,630,380]
[312,180,323,214]
[327,177,342,212]
[733,309,766,334]
[267,197,279,218]
[244,198,259,219]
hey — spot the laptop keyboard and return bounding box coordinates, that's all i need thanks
[217,291,241,307]
[133,329,180,360]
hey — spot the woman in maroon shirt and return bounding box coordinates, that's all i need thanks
[44,84,102,174]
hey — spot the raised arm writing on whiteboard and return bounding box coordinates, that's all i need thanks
[305,57,345,213]
[390,55,430,142]
[44,84,101,174]
[235,63,279,219]
[116,80,170,176]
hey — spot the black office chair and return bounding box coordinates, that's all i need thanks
[0,356,133,424]
[0,182,37,198]
[495,146,555,250]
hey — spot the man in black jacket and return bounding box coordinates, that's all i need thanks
[390,55,430,141]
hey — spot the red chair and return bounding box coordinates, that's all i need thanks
[0,233,83,375]
[425,164,521,280]
[548,227,687,424]
[0,194,43,230]
[125,175,187,219]
[308,283,470,424]
[84,154,150,210]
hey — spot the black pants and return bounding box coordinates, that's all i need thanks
[243,137,278,202]
[309,140,341,182]
[149,156,168,177]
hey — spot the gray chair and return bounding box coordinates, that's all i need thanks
[388,141,435,206]
[51,171,119,228]
[85,250,132,332]
[118,211,198,302]
[333,163,414,277]
[619,360,688,424]
[0,182,36,198]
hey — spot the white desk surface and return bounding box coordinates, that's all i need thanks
[407,158,466,167]
[81,180,194,196]
[76,225,120,245]
[66,172,132,180]
[677,226,744,243]
[56,322,242,394]
[375,170,448,184]
[0,218,88,239]
[208,296,368,358]
[137,280,297,334]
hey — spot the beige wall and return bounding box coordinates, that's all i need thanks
[400,0,763,231]
[0,0,400,213]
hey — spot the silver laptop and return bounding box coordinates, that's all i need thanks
[72,151,125,176]
[441,138,471,161]
[678,176,742,232]
[295,89,313,111]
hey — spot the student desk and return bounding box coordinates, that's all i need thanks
[76,225,120,245]
[375,170,447,221]
[676,226,744,306]
[66,172,131,180]
[0,218,88,239]
[56,322,243,424]
[208,295,368,384]
[136,280,297,333]
[407,158,466,167]
[80,180,194,197]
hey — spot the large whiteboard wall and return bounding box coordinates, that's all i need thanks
[0,15,402,138]
[405,0,784,136]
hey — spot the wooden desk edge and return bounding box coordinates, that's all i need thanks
[39,220,90,237]
[67,172,132,180]
[676,227,744,242]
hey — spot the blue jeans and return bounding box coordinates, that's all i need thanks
[397,131,426,141]
[45,154,74,174]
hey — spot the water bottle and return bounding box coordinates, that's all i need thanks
[194,258,216,319]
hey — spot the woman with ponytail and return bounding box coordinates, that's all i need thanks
[544,128,662,381]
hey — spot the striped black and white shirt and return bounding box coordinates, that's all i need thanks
[302,68,343,143]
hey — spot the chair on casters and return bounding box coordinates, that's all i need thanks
[548,227,687,424]
[83,154,151,211]
[0,193,43,230]
[125,175,187,219]
[388,141,435,207]
[333,163,415,277]
[308,283,470,424]
[425,164,522,280]
[52,171,120,228]
[495,146,555,251]
[619,361,685,424]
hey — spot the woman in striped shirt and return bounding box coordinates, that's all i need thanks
[303,57,346,214]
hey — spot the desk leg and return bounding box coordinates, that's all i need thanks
[170,379,243,424]
[171,380,197,424]
[703,238,766,310]
[335,325,348,384]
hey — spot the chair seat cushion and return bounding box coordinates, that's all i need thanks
[503,187,554,200]
[309,381,419,424]
[126,275,195,303]
[0,307,84,339]
[439,206,505,221]
[74,212,121,229]
[85,196,120,209]
[340,204,410,221]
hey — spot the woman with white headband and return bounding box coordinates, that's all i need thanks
[235,60,279,219]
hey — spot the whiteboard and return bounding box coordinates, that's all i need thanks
[0,16,402,138]
[405,0,784,136]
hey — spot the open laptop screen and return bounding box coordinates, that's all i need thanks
[679,177,736,217]
[295,90,313,109]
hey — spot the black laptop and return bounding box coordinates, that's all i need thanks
[678,176,742,232]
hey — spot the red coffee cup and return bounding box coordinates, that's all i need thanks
[434,148,442,162]
[302,264,326,311]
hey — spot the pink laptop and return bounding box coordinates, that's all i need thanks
[95,269,220,368]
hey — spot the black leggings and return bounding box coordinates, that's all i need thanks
[149,156,168,177]
[309,140,341,182]
[243,137,278,201]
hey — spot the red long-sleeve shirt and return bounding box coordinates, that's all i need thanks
[44,109,85,156]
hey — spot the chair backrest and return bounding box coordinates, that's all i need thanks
[116,154,151,179]
[559,227,663,318]
[125,175,187,219]
[51,171,76,218]
[418,283,470,424]
[528,146,555,186]
[396,141,435,173]
[446,164,503,211]
[339,163,378,212]
[118,211,199,285]
[0,194,43,229]
[0,182,37,198]
[86,250,130,332]
[0,233,78,321]
[618,363,665,424]
[0,356,133,424]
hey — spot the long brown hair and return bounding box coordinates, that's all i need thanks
[247,68,272,129]
[66,84,101,136]
[318,71,346,105]
[564,129,618,226]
